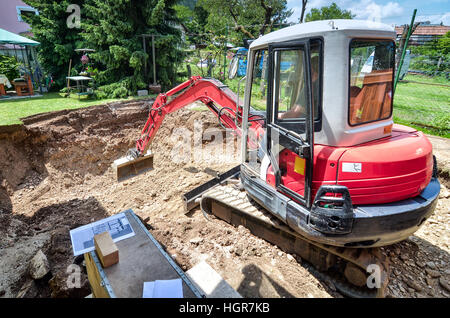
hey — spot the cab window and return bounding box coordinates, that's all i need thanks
[250,49,269,111]
[273,41,321,123]
[349,40,395,125]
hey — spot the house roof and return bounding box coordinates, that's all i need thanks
[0,27,39,46]
[395,25,450,36]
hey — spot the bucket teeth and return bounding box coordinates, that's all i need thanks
[113,150,154,182]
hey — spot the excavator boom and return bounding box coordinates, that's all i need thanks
[113,76,261,181]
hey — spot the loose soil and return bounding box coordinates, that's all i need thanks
[0,99,448,298]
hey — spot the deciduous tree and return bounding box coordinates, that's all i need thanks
[199,0,293,42]
[305,2,354,22]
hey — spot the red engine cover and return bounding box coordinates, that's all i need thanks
[336,125,433,205]
[266,124,433,205]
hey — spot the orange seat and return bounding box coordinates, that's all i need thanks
[349,69,393,125]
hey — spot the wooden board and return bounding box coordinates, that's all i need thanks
[85,251,113,298]
[85,209,203,298]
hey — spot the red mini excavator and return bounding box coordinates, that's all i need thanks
[114,20,441,297]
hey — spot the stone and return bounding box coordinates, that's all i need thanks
[426,277,435,286]
[345,263,368,287]
[400,253,409,261]
[426,261,436,270]
[439,278,450,292]
[16,280,38,298]
[389,288,399,298]
[439,188,450,199]
[29,250,50,280]
[234,246,244,256]
[286,254,295,262]
[425,268,441,278]
[189,237,203,245]
[405,279,422,292]
[415,260,425,268]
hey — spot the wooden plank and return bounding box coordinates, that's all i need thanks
[84,252,111,298]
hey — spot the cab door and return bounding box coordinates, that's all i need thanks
[266,40,316,208]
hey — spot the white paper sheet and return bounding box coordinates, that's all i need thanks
[142,282,155,298]
[69,212,135,256]
[142,279,183,298]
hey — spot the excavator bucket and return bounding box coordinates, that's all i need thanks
[113,150,154,182]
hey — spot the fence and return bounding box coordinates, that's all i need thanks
[395,53,449,138]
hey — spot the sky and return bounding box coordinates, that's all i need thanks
[286,0,450,26]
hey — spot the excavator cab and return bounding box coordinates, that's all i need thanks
[243,38,321,209]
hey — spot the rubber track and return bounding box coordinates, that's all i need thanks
[200,184,390,298]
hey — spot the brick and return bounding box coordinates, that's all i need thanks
[94,231,119,268]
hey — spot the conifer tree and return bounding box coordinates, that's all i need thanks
[23,0,85,88]
[81,0,182,95]
[24,0,182,95]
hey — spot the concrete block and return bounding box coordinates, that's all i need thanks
[186,261,241,298]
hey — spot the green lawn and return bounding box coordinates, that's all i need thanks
[394,74,450,138]
[0,92,140,126]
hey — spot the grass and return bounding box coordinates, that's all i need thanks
[0,92,149,126]
[394,74,450,138]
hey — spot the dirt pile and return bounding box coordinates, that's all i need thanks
[0,100,449,298]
